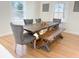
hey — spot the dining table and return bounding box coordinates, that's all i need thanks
[23,21,58,34]
[23,21,59,49]
[23,21,64,51]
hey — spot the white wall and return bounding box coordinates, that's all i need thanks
[0,1,11,36]
[0,1,41,36]
[39,1,79,35]
[65,1,79,35]
[39,1,69,22]
[12,1,40,25]
[24,1,36,19]
[39,1,53,21]
[0,1,79,36]
[24,1,40,23]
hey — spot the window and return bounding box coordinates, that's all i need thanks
[53,3,65,22]
[11,1,24,20]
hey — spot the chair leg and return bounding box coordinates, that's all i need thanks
[22,45,27,56]
[15,43,17,53]
[15,44,24,57]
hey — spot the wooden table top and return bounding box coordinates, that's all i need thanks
[23,21,58,33]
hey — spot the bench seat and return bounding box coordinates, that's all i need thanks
[40,27,64,41]
[37,27,65,51]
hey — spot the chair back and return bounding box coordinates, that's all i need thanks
[10,22,23,44]
[53,18,61,24]
[35,18,41,23]
[53,19,61,29]
[24,19,33,25]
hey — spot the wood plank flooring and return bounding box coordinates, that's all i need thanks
[0,32,79,58]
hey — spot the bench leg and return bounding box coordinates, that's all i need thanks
[43,44,50,52]
[59,34,63,39]
[54,34,63,39]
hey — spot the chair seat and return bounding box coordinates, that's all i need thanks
[23,33,36,44]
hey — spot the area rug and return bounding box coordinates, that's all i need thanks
[0,44,14,58]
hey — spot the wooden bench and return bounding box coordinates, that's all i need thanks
[36,28,64,51]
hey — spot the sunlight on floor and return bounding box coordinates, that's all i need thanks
[0,44,14,58]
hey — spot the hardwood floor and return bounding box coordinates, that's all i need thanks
[0,32,79,58]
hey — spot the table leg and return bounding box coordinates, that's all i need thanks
[35,32,51,52]
[33,40,37,49]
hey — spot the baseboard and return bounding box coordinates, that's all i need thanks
[64,31,79,36]
[0,31,12,37]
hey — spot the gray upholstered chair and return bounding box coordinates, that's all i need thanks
[35,18,41,23]
[10,23,36,53]
[53,18,61,29]
[52,19,64,39]
[24,19,33,25]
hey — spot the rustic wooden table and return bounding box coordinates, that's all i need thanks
[23,21,58,51]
